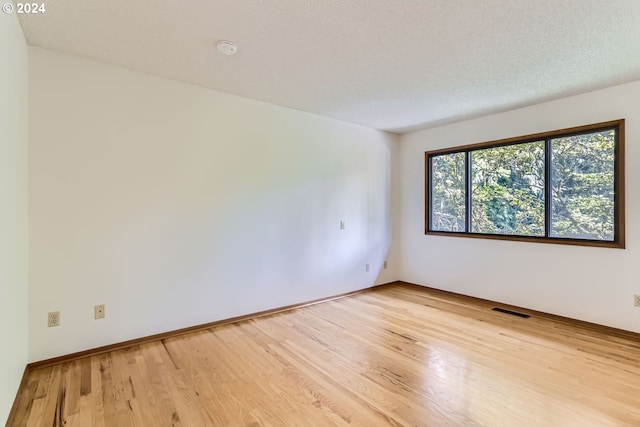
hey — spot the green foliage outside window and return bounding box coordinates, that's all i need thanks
[471,142,545,236]
[551,131,615,241]
[431,152,466,232]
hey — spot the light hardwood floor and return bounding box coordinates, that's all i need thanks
[8,284,640,427]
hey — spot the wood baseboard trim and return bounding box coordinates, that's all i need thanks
[393,281,640,342]
[4,366,29,427]
[27,282,401,370]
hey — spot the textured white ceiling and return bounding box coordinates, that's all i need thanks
[18,0,640,133]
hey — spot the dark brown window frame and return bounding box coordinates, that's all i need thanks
[425,119,625,248]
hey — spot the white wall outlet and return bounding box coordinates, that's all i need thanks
[365,263,370,272]
[340,220,345,230]
[95,304,105,319]
[48,311,60,327]
[383,260,387,269]
[634,294,640,307]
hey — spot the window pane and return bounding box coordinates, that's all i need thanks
[550,130,615,241]
[430,152,466,232]
[471,142,545,236]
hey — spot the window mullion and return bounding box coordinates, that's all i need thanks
[544,139,551,238]
[466,151,472,233]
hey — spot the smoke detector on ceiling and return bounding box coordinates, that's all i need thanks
[216,40,238,55]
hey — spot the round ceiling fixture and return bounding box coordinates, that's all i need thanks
[216,40,238,56]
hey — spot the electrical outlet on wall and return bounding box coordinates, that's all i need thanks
[48,311,60,327]
[365,263,370,272]
[634,295,640,307]
[383,260,388,269]
[95,304,105,319]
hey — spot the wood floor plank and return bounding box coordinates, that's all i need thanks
[10,284,640,426]
[239,321,386,427]
[9,371,39,427]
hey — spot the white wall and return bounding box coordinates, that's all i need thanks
[0,11,29,425]
[28,47,399,362]
[400,81,640,333]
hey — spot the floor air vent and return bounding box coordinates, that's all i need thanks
[492,307,530,318]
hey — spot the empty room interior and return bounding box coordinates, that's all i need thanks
[3,1,640,426]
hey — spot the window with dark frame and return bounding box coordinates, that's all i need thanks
[425,119,625,248]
